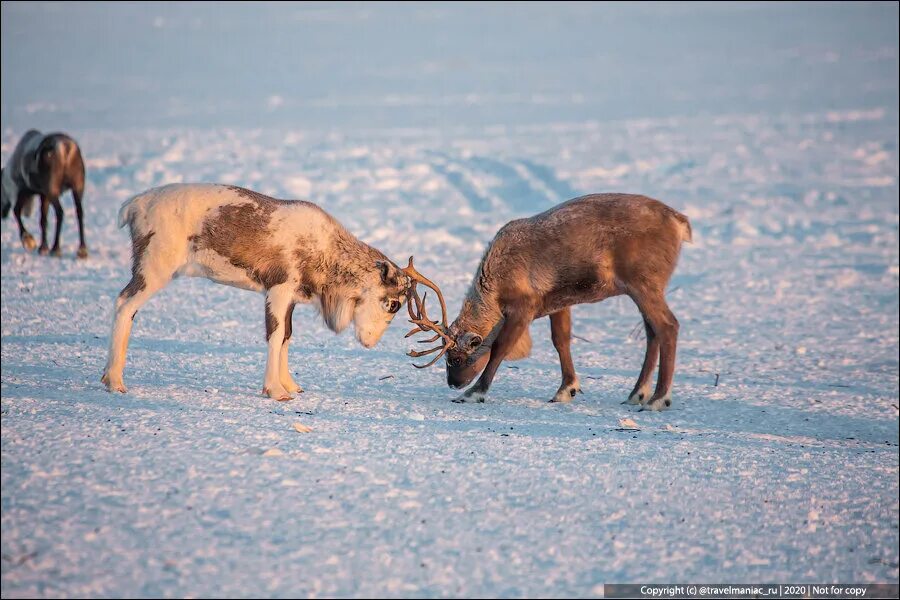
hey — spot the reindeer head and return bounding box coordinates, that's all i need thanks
[403,261,500,387]
[351,259,411,348]
[442,330,489,388]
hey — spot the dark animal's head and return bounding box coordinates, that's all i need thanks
[402,268,506,387]
[438,286,506,388]
[444,324,491,388]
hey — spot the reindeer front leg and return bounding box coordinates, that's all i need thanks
[14,192,37,251]
[263,286,295,401]
[549,308,581,403]
[453,311,531,403]
[279,303,303,394]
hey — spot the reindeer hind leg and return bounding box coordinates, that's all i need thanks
[102,270,171,393]
[633,294,679,411]
[49,195,64,257]
[102,230,175,393]
[72,178,88,259]
[624,315,659,405]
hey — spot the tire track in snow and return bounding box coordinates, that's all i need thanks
[428,151,575,215]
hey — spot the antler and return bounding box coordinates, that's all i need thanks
[402,256,455,368]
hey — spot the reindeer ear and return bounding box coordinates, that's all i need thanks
[460,332,483,351]
[376,260,396,285]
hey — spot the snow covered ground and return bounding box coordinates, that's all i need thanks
[2,2,899,598]
[2,108,897,597]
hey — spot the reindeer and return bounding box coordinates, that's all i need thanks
[101,183,441,400]
[404,194,692,411]
[1,129,88,258]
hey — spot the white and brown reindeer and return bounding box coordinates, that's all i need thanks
[102,183,443,400]
[405,194,692,411]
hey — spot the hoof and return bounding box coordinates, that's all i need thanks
[639,393,672,412]
[452,391,485,403]
[39,245,50,256]
[77,246,89,259]
[263,386,293,402]
[282,379,303,394]
[623,384,650,405]
[51,247,62,258]
[21,234,37,251]
[550,380,581,403]
[101,372,127,394]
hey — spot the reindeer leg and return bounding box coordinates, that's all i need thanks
[38,195,50,255]
[279,302,302,394]
[636,295,679,411]
[72,183,88,259]
[453,309,532,403]
[13,192,37,250]
[263,285,294,401]
[549,307,581,403]
[15,192,36,251]
[102,264,171,393]
[49,195,64,257]
[102,228,174,393]
[624,316,659,405]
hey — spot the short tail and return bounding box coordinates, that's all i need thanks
[117,193,144,229]
[674,212,693,244]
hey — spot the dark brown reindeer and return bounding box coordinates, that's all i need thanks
[405,193,692,411]
[1,130,88,258]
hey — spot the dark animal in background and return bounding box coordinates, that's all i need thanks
[1,129,88,258]
[406,194,692,411]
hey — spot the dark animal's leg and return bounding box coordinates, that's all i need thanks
[624,316,660,405]
[49,196,64,257]
[14,192,36,251]
[73,183,88,259]
[279,303,301,393]
[454,309,532,403]
[549,307,581,402]
[634,294,679,411]
[38,195,50,255]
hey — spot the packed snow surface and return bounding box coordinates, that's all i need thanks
[2,109,897,597]
[1,2,898,597]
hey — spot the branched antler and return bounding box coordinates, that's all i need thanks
[402,257,454,368]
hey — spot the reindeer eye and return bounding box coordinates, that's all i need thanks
[387,299,401,314]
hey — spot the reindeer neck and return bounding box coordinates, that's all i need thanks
[458,285,504,339]
[325,229,384,286]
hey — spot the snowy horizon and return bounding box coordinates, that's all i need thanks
[2,2,898,131]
